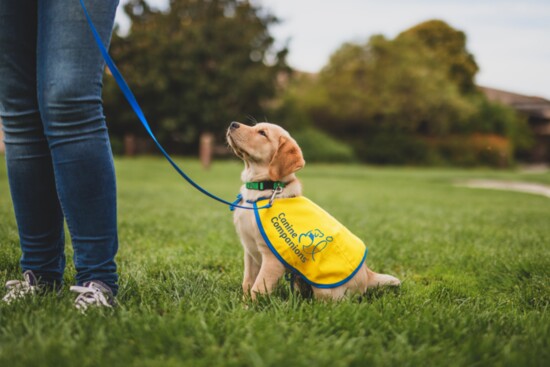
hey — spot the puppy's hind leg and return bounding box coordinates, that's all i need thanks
[366,267,401,288]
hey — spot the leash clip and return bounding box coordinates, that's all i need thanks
[269,186,283,206]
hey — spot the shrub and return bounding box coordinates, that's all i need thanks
[357,132,433,165]
[427,134,512,167]
[292,128,356,163]
[353,132,512,167]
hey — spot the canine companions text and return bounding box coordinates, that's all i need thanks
[227,122,400,300]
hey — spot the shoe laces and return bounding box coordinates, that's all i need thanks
[2,271,38,304]
[70,281,113,311]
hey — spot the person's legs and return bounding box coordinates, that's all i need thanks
[37,0,120,294]
[0,0,66,286]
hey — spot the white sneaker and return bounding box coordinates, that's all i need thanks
[2,270,40,304]
[70,281,115,311]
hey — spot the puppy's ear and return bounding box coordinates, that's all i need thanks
[268,136,305,181]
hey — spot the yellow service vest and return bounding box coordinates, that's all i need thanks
[253,196,367,288]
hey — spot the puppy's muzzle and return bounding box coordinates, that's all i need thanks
[227,122,245,157]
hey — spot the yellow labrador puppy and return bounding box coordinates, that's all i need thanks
[227,121,400,300]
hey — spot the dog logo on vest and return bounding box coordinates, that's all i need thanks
[299,229,333,261]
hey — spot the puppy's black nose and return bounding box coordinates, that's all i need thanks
[230,121,240,130]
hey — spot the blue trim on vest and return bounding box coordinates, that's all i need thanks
[253,201,368,289]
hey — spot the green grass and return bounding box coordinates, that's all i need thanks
[1,157,549,367]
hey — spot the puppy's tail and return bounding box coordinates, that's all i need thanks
[366,267,401,288]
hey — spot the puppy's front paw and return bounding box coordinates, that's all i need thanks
[374,274,401,287]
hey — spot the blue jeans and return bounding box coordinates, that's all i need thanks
[0,0,120,294]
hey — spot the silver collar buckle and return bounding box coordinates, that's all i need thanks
[269,186,283,206]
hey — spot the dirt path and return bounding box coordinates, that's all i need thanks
[458,180,550,198]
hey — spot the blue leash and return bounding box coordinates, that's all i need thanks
[79,0,270,211]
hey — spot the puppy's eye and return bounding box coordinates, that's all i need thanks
[258,130,267,137]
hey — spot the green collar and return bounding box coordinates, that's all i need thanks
[245,181,285,191]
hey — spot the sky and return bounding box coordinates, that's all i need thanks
[115,0,550,99]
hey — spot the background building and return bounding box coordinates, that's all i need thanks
[480,87,550,163]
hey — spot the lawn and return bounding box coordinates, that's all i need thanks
[0,157,549,367]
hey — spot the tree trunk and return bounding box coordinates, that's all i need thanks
[200,132,214,169]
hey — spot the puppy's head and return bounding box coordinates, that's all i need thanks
[226,122,305,181]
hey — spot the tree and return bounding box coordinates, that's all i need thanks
[278,20,530,165]
[397,20,479,94]
[306,35,474,137]
[103,0,289,154]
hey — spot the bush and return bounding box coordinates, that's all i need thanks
[352,132,512,167]
[292,128,356,163]
[427,134,512,167]
[358,132,433,165]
